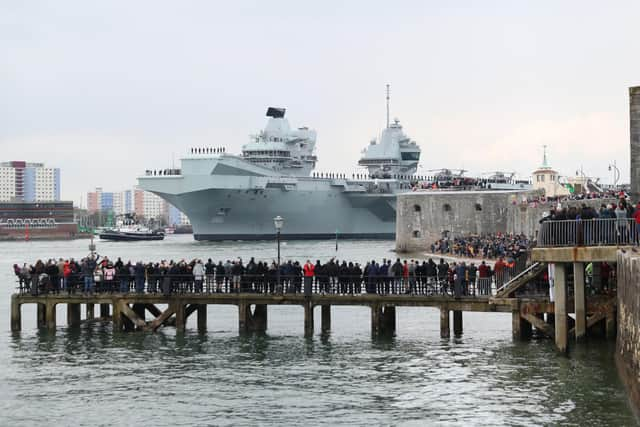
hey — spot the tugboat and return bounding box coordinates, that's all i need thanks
[99,214,164,241]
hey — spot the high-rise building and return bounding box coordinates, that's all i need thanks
[168,204,191,226]
[0,161,60,202]
[89,187,172,222]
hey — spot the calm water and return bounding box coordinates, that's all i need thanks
[0,235,636,426]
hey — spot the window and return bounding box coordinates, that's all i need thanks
[443,204,452,212]
[413,204,421,212]
[475,203,482,211]
[412,230,421,238]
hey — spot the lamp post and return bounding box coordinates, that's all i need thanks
[274,215,284,293]
[608,161,620,187]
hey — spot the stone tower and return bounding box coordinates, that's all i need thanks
[631,86,640,202]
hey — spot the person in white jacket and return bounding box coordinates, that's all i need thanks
[193,260,205,293]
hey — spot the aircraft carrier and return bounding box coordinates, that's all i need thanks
[138,97,423,240]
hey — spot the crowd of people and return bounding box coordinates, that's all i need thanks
[12,255,520,298]
[430,233,530,261]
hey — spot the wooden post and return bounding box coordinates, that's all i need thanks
[573,262,586,341]
[37,303,46,328]
[440,307,450,339]
[321,305,331,333]
[86,303,95,321]
[67,303,81,327]
[606,311,616,339]
[253,304,267,332]
[513,312,532,340]
[121,303,135,331]
[381,305,396,335]
[304,302,314,337]
[10,295,21,332]
[453,310,463,336]
[371,304,381,336]
[133,303,146,322]
[100,303,110,318]
[46,302,57,330]
[197,304,207,332]
[112,301,122,332]
[175,302,185,332]
[238,303,248,333]
[554,263,568,353]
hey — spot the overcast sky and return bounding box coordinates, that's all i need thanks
[2,1,639,205]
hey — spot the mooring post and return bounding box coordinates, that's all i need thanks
[86,303,94,321]
[37,303,46,328]
[67,303,81,327]
[197,304,207,332]
[440,306,450,339]
[10,295,21,332]
[573,262,586,341]
[46,301,57,331]
[175,302,186,332]
[554,263,568,353]
[304,302,314,337]
[100,303,110,318]
[453,310,463,336]
[321,305,331,333]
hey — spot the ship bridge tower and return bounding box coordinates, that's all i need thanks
[358,85,421,179]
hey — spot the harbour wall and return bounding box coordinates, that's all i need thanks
[616,250,640,417]
[630,86,640,202]
[395,190,614,252]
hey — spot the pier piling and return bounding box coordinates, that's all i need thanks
[175,303,186,332]
[453,310,463,336]
[304,302,314,336]
[440,307,450,339]
[10,295,21,332]
[197,304,207,332]
[554,264,568,353]
[86,303,94,321]
[67,303,81,327]
[321,305,331,333]
[46,302,56,330]
[574,262,586,341]
[37,303,45,328]
[100,303,110,318]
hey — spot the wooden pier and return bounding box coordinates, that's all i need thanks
[9,291,615,342]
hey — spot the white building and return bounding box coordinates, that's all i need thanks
[0,167,16,201]
[0,161,60,202]
[532,148,570,198]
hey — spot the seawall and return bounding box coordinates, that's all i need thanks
[616,250,640,418]
[396,190,615,252]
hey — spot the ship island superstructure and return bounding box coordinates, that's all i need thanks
[138,105,421,240]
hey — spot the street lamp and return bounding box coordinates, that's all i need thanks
[274,216,284,294]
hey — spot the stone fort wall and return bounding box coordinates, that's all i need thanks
[395,190,614,252]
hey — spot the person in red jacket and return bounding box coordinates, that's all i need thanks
[478,261,490,295]
[63,260,72,294]
[303,260,314,296]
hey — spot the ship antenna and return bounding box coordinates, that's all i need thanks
[386,84,390,128]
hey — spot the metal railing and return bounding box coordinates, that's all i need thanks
[15,272,525,298]
[538,218,638,247]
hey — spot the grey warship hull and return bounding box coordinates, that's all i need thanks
[141,174,398,240]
